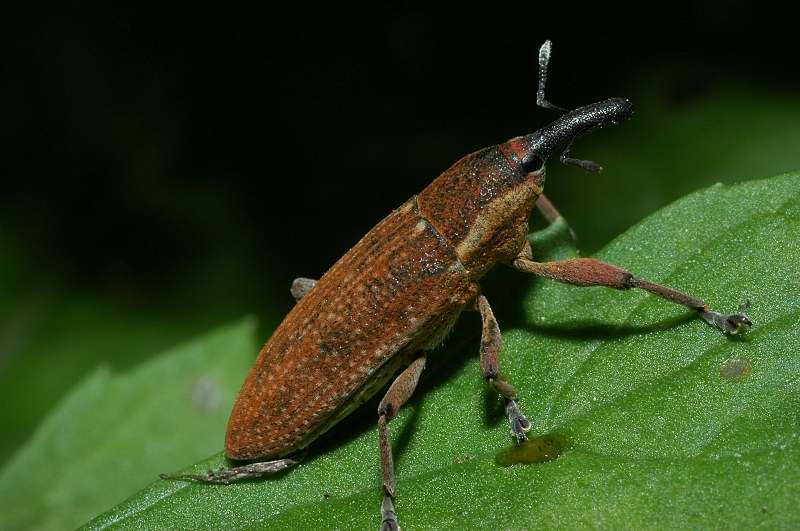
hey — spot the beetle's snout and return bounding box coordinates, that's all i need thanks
[507,97,634,175]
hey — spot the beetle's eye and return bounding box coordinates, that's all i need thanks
[521,154,544,174]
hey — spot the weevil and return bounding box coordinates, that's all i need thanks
[162,41,751,530]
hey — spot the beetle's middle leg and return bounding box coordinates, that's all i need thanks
[511,254,751,334]
[474,294,532,443]
[377,354,427,531]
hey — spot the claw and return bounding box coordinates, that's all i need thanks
[506,400,532,443]
[700,310,752,334]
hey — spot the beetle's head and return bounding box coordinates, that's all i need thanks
[417,42,633,276]
[501,97,633,187]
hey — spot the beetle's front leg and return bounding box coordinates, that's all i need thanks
[474,294,531,443]
[511,255,751,334]
[536,194,577,241]
[377,355,427,531]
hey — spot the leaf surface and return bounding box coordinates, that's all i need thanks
[0,320,257,531]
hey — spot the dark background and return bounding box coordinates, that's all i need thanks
[2,2,798,463]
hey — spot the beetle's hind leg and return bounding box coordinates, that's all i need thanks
[377,354,427,531]
[160,453,303,484]
[474,294,531,443]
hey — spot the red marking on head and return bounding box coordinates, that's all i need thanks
[504,137,529,162]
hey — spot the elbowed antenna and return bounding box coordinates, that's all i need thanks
[504,41,633,175]
[521,97,633,172]
[536,40,565,112]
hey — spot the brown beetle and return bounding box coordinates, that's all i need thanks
[162,41,751,530]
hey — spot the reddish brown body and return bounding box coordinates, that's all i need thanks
[226,146,542,460]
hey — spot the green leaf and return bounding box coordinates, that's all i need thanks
[0,319,258,531]
[9,174,800,530]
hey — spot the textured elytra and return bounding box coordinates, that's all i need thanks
[225,198,477,460]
